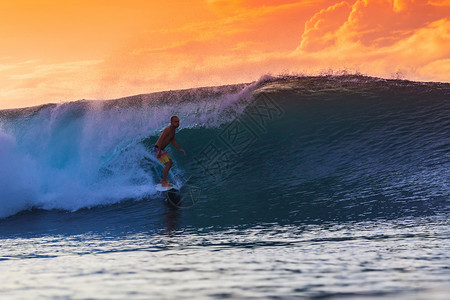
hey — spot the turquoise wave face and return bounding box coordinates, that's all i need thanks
[174,79,449,225]
[0,75,449,221]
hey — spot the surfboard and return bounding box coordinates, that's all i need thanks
[155,183,177,192]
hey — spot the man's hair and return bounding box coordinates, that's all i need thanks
[171,115,179,122]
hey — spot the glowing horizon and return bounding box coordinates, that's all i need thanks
[1,0,449,109]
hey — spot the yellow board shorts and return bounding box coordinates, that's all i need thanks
[152,146,171,164]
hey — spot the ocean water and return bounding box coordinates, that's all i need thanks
[0,75,449,299]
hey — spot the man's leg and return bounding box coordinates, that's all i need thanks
[161,160,173,187]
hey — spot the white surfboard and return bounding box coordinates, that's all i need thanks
[155,183,178,192]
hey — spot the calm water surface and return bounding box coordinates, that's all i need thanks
[1,215,449,299]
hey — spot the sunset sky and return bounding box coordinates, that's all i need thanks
[1,0,449,109]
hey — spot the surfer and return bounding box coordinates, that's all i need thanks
[153,116,186,187]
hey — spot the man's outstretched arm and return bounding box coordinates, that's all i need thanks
[171,139,186,155]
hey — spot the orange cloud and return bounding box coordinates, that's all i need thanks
[300,1,352,51]
[294,3,450,82]
[393,0,412,12]
[343,0,450,46]
[299,0,450,50]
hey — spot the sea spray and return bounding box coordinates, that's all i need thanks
[0,129,37,218]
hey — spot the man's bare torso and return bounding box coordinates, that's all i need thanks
[155,126,175,150]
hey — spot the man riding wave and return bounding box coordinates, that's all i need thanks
[153,116,185,187]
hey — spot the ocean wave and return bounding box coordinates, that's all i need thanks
[0,75,449,220]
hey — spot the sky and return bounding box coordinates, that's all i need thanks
[0,0,449,109]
